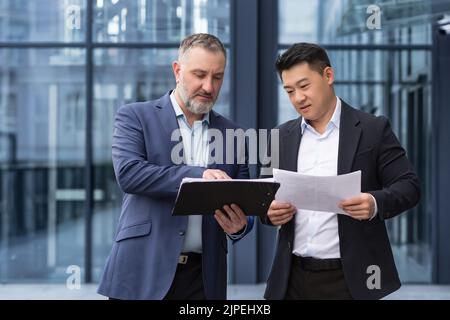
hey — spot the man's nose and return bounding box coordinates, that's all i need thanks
[295,92,306,104]
[202,78,214,94]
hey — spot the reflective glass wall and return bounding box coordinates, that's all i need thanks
[0,47,86,281]
[277,0,444,283]
[0,0,231,283]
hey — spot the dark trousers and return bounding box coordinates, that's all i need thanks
[164,252,206,300]
[285,255,353,300]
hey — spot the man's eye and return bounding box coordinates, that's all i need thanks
[300,84,309,89]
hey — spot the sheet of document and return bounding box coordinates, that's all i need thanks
[273,168,361,214]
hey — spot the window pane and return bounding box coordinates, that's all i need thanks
[0,48,86,282]
[91,48,231,280]
[278,0,449,44]
[0,0,86,42]
[93,0,230,43]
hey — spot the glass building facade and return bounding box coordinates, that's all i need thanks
[0,0,230,283]
[1,0,449,285]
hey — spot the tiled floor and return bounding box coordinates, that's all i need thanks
[0,284,449,300]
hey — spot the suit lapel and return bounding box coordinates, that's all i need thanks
[280,118,302,238]
[281,118,302,172]
[337,101,361,175]
[154,91,183,152]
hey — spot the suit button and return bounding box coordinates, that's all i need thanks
[179,230,185,236]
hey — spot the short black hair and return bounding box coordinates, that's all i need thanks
[275,43,331,77]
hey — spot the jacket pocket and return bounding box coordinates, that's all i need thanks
[115,221,152,242]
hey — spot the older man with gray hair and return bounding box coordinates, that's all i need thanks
[98,33,253,300]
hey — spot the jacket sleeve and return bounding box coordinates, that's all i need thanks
[368,117,421,220]
[112,105,205,198]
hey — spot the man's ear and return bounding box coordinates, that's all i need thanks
[172,61,181,83]
[324,67,334,85]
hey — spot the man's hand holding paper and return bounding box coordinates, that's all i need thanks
[271,169,374,221]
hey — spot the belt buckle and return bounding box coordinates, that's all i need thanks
[179,255,188,264]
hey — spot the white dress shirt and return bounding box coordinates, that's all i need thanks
[293,97,377,259]
[293,98,342,259]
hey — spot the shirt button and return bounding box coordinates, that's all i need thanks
[179,230,185,236]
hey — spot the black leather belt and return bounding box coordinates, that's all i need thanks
[292,255,342,271]
[178,252,201,265]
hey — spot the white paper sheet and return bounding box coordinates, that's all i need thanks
[273,168,361,214]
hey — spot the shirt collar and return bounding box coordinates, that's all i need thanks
[301,96,341,134]
[170,90,210,125]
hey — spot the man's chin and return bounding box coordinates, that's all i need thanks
[188,105,213,115]
[188,101,214,115]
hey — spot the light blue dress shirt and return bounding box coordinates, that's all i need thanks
[170,91,209,254]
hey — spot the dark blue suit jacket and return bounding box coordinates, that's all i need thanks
[98,92,253,299]
[263,101,421,300]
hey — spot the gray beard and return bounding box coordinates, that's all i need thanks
[186,99,214,115]
[177,85,215,115]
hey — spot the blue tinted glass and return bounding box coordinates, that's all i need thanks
[278,0,447,44]
[0,48,86,282]
[0,0,86,42]
[93,0,230,43]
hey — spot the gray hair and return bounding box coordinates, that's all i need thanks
[178,33,226,61]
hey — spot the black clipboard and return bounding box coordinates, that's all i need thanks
[172,180,280,216]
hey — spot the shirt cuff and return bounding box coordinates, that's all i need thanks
[369,194,378,221]
[227,224,247,240]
